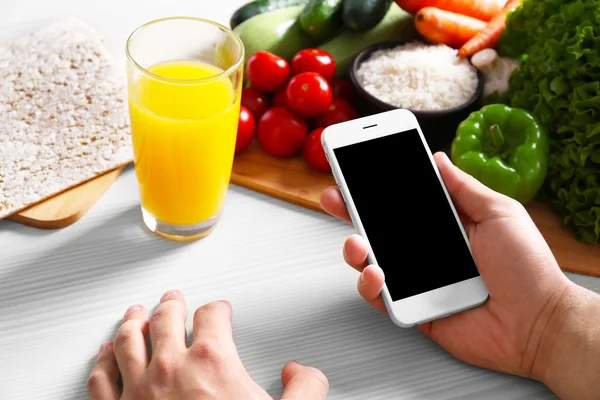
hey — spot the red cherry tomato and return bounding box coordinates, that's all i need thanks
[315,97,358,128]
[272,87,288,109]
[257,107,308,158]
[247,51,290,93]
[235,106,256,155]
[286,72,332,117]
[331,79,355,102]
[303,128,331,173]
[291,49,336,82]
[241,87,270,120]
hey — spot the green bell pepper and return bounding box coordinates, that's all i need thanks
[451,104,549,205]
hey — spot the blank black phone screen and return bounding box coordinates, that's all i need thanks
[333,129,480,302]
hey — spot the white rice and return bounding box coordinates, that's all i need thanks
[356,42,479,112]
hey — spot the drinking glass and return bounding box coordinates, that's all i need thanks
[126,17,244,241]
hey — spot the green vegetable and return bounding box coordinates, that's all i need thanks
[299,0,345,41]
[233,6,315,63]
[319,3,416,78]
[230,0,309,29]
[497,0,600,243]
[452,105,549,205]
[342,0,393,32]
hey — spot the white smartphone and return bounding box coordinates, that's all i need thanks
[322,109,489,328]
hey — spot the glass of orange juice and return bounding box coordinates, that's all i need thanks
[125,17,244,241]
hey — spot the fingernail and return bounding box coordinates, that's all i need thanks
[359,272,366,284]
[124,304,142,316]
[98,342,112,354]
[160,290,180,302]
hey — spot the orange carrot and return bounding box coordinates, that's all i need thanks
[395,0,508,21]
[458,0,521,58]
[414,7,487,49]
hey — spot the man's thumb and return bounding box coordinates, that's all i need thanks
[434,151,510,223]
[280,361,329,400]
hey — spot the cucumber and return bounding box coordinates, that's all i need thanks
[230,0,309,29]
[342,0,393,32]
[233,6,315,63]
[319,3,417,78]
[299,0,345,41]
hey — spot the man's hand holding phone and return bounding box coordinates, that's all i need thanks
[322,110,490,325]
[321,151,600,400]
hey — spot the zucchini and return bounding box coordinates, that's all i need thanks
[342,0,393,32]
[319,3,417,78]
[299,0,345,41]
[230,0,309,29]
[233,6,315,62]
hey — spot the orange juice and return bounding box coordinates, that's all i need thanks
[128,60,240,226]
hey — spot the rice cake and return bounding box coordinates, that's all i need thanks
[0,17,132,219]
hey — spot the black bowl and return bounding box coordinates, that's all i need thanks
[349,40,484,153]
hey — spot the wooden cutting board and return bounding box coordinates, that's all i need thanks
[7,166,126,229]
[230,143,600,278]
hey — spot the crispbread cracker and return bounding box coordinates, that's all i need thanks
[0,17,132,219]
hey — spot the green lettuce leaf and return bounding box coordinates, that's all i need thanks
[498,0,600,243]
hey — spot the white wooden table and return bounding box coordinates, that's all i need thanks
[1,1,597,398]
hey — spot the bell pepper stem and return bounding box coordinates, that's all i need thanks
[490,124,505,149]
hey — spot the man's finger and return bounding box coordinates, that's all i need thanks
[191,301,234,354]
[358,265,388,313]
[150,290,188,355]
[344,234,369,271]
[457,211,475,237]
[320,186,351,223]
[281,361,329,400]
[87,342,120,400]
[434,152,513,223]
[113,305,149,384]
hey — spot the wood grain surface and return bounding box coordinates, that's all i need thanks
[231,144,600,277]
[7,166,126,229]
[231,143,335,213]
